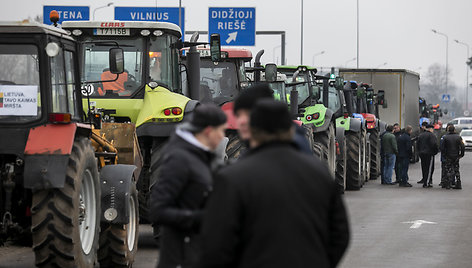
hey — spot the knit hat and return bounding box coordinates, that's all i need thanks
[233,83,273,113]
[180,103,227,133]
[250,99,292,133]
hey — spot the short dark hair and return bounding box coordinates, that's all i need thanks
[233,84,273,113]
[386,125,394,132]
[393,123,399,127]
[250,99,294,144]
[181,103,227,133]
[447,124,455,133]
[405,125,413,133]
[421,121,428,127]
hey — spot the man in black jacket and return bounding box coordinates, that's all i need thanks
[197,100,350,268]
[440,125,465,189]
[397,125,413,187]
[417,124,439,188]
[150,104,227,268]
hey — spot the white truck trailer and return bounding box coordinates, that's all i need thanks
[339,69,420,131]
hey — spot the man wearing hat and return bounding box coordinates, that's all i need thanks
[233,83,312,156]
[440,124,465,189]
[150,103,227,268]
[197,99,350,268]
[417,124,439,188]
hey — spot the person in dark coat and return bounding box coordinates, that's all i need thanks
[381,125,398,185]
[393,123,402,183]
[197,100,350,268]
[440,124,465,189]
[233,83,313,155]
[417,124,439,188]
[150,103,227,268]
[397,125,413,187]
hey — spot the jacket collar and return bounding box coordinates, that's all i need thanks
[176,127,211,152]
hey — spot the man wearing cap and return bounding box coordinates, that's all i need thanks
[233,83,312,156]
[417,124,439,188]
[197,99,350,268]
[150,103,227,268]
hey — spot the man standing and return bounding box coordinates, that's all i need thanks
[197,100,350,268]
[393,123,402,183]
[150,104,227,268]
[381,125,398,185]
[440,125,465,189]
[397,125,413,187]
[417,124,439,188]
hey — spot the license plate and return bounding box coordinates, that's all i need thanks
[94,28,130,36]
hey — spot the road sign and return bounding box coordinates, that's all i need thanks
[464,110,470,116]
[209,7,256,46]
[442,94,451,103]
[115,7,185,38]
[43,6,89,25]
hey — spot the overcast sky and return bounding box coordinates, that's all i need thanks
[3,0,472,94]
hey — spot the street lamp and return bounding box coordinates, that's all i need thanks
[300,0,304,64]
[376,62,387,68]
[357,0,359,68]
[312,51,325,66]
[432,29,449,94]
[345,57,357,67]
[454,39,470,111]
[93,2,114,21]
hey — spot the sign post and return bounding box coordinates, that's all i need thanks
[43,6,90,25]
[208,7,256,46]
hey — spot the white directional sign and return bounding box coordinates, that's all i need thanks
[402,220,437,229]
[208,7,256,46]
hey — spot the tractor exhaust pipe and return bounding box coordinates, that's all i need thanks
[254,49,264,82]
[187,32,201,100]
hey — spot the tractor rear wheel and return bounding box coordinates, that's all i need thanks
[314,123,336,179]
[369,128,380,179]
[335,136,347,194]
[345,131,363,190]
[226,131,246,160]
[98,180,139,268]
[32,138,100,268]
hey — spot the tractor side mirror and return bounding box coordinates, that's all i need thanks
[335,77,344,90]
[210,34,221,62]
[377,90,387,108]
[109,48,124,74]
[265,64,277,82]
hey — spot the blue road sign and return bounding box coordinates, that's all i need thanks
[442,94,451,103]
[209,7,256,46]
[115,7,185,38]
[43,6,89,25]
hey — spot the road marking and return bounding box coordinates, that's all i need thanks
[402,220,437,229]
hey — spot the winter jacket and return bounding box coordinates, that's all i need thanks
[418,131,439,156]
[197,142,350,268]
[150,129,215,268]
[440,132,465,160]
[397,132,412,158]
[382,132,398,155]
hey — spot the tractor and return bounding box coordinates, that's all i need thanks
[0,20,140,267]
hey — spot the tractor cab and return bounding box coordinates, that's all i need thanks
[181,46,252,105]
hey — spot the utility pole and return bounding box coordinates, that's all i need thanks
[356,0,359,68]
[300,0,304,64]
[455,39,470,111]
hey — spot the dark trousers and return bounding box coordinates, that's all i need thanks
[380,154,385,182]
[398,157,410,184]
[444,157,460,184]
[394,157,400,182]
[420,154,435,185]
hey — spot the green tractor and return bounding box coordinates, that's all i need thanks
[62,21,201,223]
[277,66,337,179]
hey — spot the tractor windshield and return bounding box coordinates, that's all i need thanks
[279,71,310,105]
[0,44,41,123]
[81,37,144,98]
[319,86,341,112]
[199,60,239,105]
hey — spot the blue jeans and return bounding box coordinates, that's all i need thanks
[383,154,396,183]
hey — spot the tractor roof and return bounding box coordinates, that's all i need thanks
[0,21,74,40]
[62,21,182,37]
[277,65,317,71]
[182,47,252,61]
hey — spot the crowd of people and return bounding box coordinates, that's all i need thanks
[380,121,465,189]
[150,84,350,268]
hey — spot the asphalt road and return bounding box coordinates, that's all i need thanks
[1,152,472,268]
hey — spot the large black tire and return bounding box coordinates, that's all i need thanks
[369,128,380,180]
[226,131,246,160]
[32,138,100,267]
[314,123,336,179]
[335,136,347,194]
[364,131,371,183]
[98,180,139,268]
[345,131,363,190]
